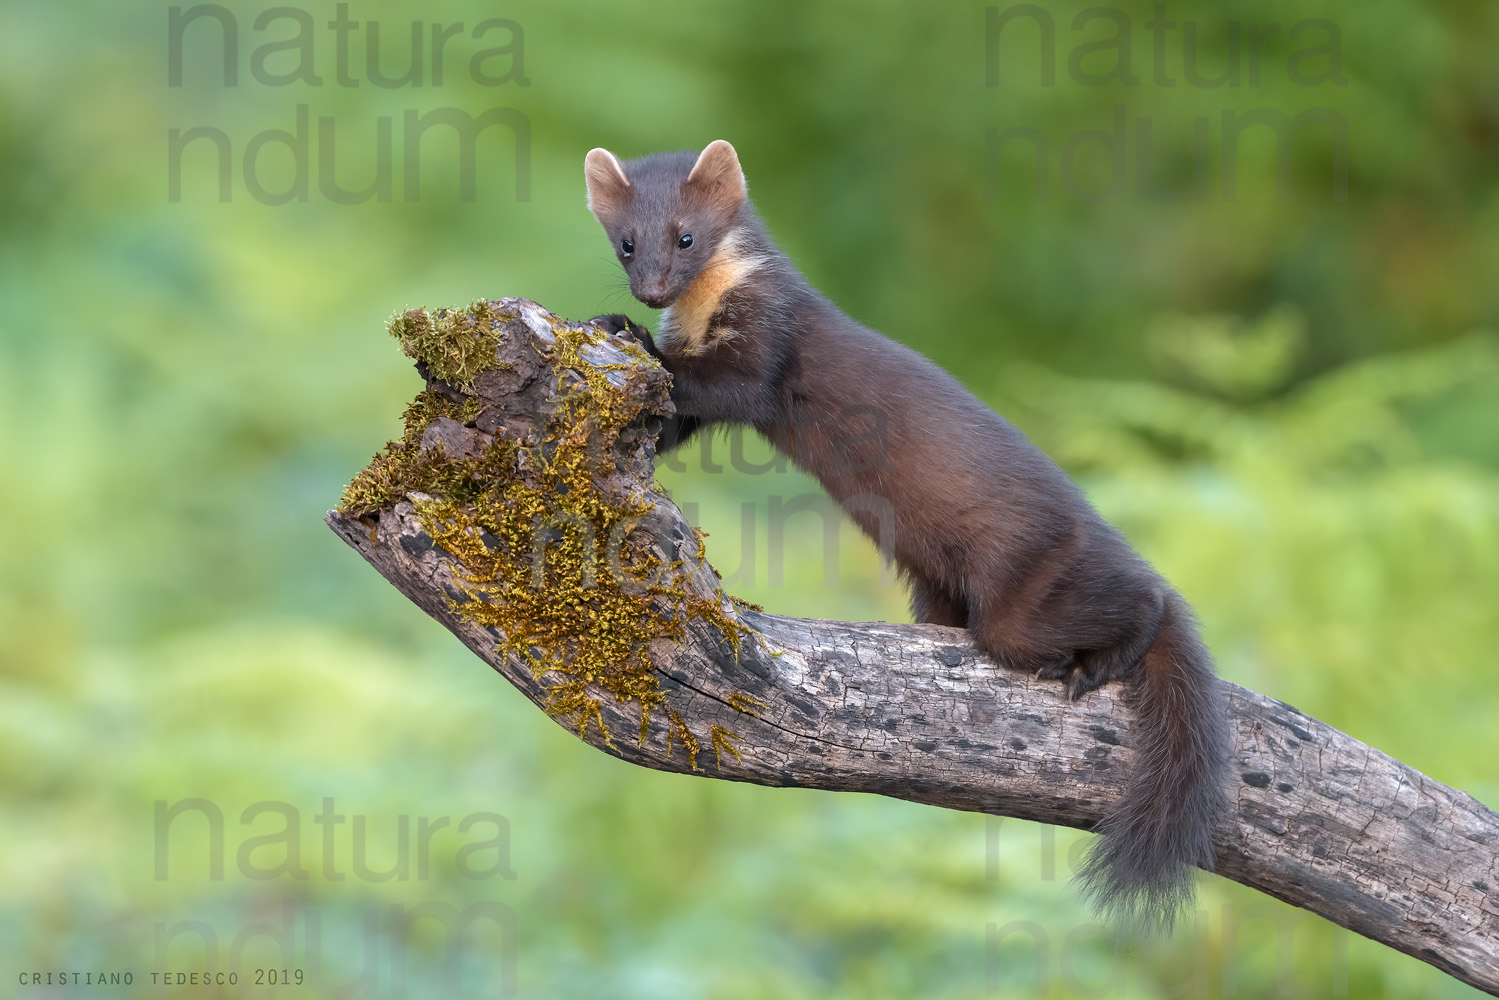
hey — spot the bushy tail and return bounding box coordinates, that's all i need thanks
[1076,593,1229,934]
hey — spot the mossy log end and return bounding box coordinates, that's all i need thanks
[326,297,1499,995]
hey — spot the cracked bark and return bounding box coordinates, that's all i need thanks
[328,298,1499,995]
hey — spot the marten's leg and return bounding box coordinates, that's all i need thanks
[966,593,1076,680]
[909,577,968,628]
[960,558,1078,679]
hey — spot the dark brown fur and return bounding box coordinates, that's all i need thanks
[584,141,1229,931]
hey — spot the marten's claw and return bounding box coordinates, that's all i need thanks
[1066,670,1107,700]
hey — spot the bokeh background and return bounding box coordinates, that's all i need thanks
[3,0,1497,997]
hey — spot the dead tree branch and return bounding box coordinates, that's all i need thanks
[327,298,1499,995]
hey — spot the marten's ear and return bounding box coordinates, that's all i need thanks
[685,140,746,210]
[584,148,632,216]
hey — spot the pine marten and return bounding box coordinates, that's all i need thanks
[583,139,1228,930]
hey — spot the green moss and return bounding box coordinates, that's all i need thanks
[339,391,513,516]
[388,300,515,393]
[340,301,759,769]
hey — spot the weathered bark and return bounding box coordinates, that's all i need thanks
[328,298,1499,995]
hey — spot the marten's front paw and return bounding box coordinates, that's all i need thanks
[589,313,634,335]
[589,313,660,358]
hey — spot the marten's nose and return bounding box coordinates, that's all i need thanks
[637,278,668,307]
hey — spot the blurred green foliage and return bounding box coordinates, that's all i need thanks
[1,0,1496,997]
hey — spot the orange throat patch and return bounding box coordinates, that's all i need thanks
[660,238,757,355]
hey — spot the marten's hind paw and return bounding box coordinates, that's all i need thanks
[1063,654,1129,700]
[1032,653,1076,683]
[1030,654,1113,701]
[1065,668,1108,700]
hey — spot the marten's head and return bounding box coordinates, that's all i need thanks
[584,140,748,309]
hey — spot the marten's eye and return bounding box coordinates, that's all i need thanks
[677,234,694,249]
[620,238,634,257]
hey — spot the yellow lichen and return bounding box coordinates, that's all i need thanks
[339,391,511,516]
